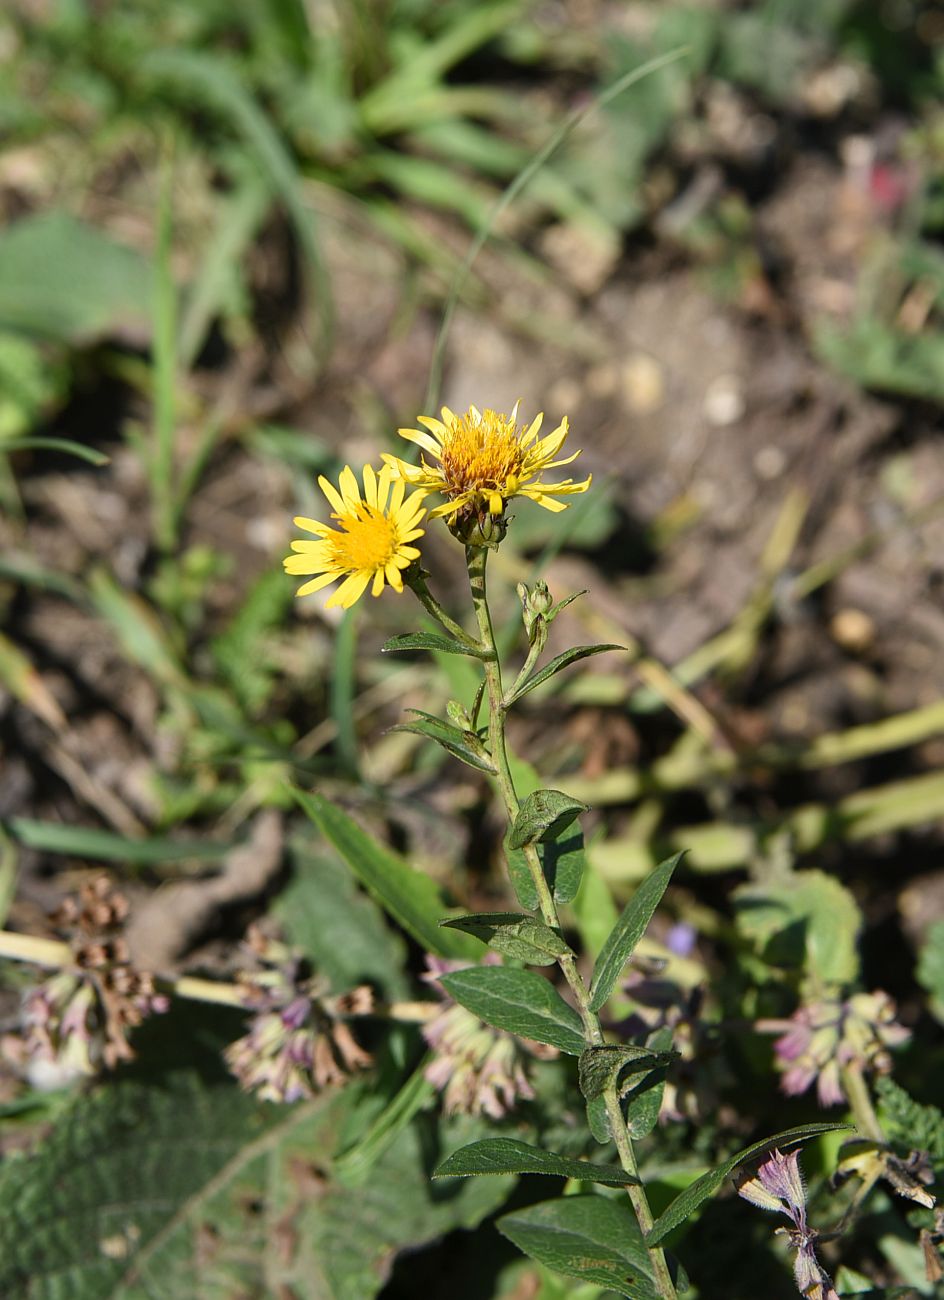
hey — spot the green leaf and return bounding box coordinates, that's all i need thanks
[589,853,684,1012]
[733,869,862,985]
[382,631,487,658]
[646,1123,851,1246]
[277,839,409,999]
[439,965,585,1055]
[509,790,588,851]
[507,644,623,704]
[497,1195,659,1298]
[917,918,944,1022]
[0,212,152,343]
[586,1093,611,1144]
[625,1027,674,1140]
[506,831,588,911]
[3,437,109,466]
[392,711,496,774]
[291,788,479,959]
[578,1044,676,1101]
[434,1138,638,1185]
[440,912,572,965]
[5,817,232,865]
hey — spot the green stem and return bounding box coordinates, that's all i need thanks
[406,567,488,652]
[505,631,546,705]
[465,543,677,1299]
[841,1062,885,1144]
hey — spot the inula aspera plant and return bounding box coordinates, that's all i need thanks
[277,400,852,1299]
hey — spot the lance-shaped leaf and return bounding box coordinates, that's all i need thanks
[586,1092,611,1144]
[646,1122,851,1246]
[439,965,585,1055]
[509,790,588,851]
[578,1043,677,1101]
[497,1195,659,1299]
[506,830,586,909]
[440,913,572,965]
[589,852,684,1012]
[506,644,623,705]
[292,788,480,959]
[391,710,496,774]
[625,1027,674,1140]
[382,631,487,658]
[434,1138,639,1185]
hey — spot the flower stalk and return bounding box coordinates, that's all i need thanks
[461,542,678,1300]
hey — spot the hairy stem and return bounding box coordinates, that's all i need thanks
[406,567,488,651]
[465,543,677,1299]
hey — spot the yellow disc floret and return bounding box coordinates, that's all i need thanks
[382,401,591,528]
[283,464,426,609]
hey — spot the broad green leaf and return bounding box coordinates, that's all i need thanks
[382,631,487,658]
[291,788,479,959]
[509,790,588,851]
[507,644,623,704]
[497,1195,658,1298]
[434,1138,638,1185]
[440,912,572,965]
[589,853,683,1013]
[333,1061,435,1186]
[277,840,409,999]
[733,869,862,985]
[578,1044,676,1101]
[646,1123,851,1246]
[392,710,496,774]
[507,830,587,910]
[625,1027,674,1140]
[0,212,151,343]
[439,965,585,1055]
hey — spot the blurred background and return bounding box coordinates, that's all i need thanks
[1,0,944,1295]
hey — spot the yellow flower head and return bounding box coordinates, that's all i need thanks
[284,464,426,609]
[383,402,591,526]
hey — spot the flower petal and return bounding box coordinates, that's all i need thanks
[295,571,339,596]
[317,477,346,515]
[326,569,371,610]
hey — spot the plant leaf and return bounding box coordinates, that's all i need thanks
[507,644,623,704]
[391,710,496,774]
[440,912,572,965]
[733,869,862,986]
[434,1138,638,1185]
[3,436,110,466]
[646,1122,852,1246]
[589,852,684,1012]
[438,965,585,1055]
[291,788,480,959]
[625,1027,674,1140]
[578,1044,677,1101]
[506,830,586,909]
[586,1093,611,1144]
[509,789,588,850]
[382,631,486,658]
[497,1195,659,1298]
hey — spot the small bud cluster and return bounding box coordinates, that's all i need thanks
[516,581,584,650]
[737,1148,839,1300]
[762,990,909,1107]
[422,956,553,1119]
[22,876,168,1081]
[225,927,373,1104]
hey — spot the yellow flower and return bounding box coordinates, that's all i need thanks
[383,402,591,523]
[283,464,426,609]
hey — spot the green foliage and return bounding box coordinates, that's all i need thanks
[291,787,480,959]
[623,1029,674,1142]
[497,1195,660,1299]
[506,644,624,704]
[391,709,497,774]
[440,912,573,965]
[434,1137,639,1185]
[646,1123,850,1247]
[383,631,488,657]
[506,829,587,910]
[916,920,944,1022]
[589,853,683,1013]
[509,789,588,850]
[438,964,586,1055]
[578,1044,677,1102]
[734,868,862,987]
[875,1077,944,1163]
